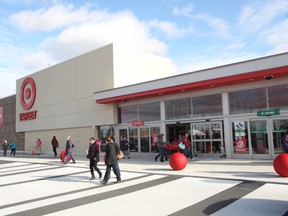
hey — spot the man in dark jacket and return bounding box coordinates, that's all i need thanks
[100,136,121,185]
[87,137,102,180]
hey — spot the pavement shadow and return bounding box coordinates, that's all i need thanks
[202,198,288,215]
[144,168,173,172]
[34,174,103,184]
[198,170,278,179]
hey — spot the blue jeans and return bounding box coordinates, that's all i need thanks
[185,147,193,159]
[103,163,121,182]
[66,151,75,163]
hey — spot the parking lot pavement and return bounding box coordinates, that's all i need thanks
[0,155,287,216]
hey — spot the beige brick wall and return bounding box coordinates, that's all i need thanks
[25,126,95,155]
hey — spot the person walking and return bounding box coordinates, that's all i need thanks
[86,137,102,180]
[35,138,42,156]
[51,136,59,157]
[65,136,76,164]
[183,132,193,160]
[9,141,16,156]
[155,134,166,162]
[100,136,121,185]
[120,136,130,159]
[2,140,8,156]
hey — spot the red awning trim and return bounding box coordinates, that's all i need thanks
[96,66,288,104]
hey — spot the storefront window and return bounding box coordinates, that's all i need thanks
[273,119,288,154]
[138,102,160,121]
[165,98,191,120]
[150,127,160,153]
[250,120,268,154]
[99,126,115,151]
[120,102,160,123]
[140,127,149,152]
[192,94,222,117]
[120,105,137,123]
[129,128,138,152]
[268,85,288,110]
[229,88,267,114]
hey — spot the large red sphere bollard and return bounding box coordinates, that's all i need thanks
[169,152,188,170]
[60,150,71,163]
[273,153,288,177]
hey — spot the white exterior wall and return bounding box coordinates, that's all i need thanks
[15,44,176,154]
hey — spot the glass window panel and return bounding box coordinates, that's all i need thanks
[268,85,288,110]
[120,105,137,123]
[129,128,138,152]
[229,88,267,114]
[165,98,191,120]
[272,119,288,154]
[140,127,149,153]
[150,127,160,153]
[192,94,222,117]
[138,102,160,121]
[250,120,268,154]
[99,126,115,151]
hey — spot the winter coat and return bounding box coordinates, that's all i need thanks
[86,142,100,162]
[51,137,59,148]
[105,142,120,165]
[2,141,8,150]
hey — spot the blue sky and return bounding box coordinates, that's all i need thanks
[1,0,288,98]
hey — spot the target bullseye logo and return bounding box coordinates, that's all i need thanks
[20,77,36,110]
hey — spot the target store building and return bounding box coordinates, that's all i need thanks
[15,44,288,159]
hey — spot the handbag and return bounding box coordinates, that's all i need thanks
[116,151,124,159]
[178,142,185,150]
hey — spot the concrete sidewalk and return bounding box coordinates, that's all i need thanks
[0,154,287,216]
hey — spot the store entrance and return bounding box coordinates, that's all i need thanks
[231,117,288,159]
[166,123,190,143]
[191,121,224,156]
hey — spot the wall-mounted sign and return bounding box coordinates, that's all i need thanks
[131,120,144,126]
[19,77,38,121]
[257,109,280,116]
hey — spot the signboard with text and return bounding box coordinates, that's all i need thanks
[257,109,280,116]
[19,77,38,121]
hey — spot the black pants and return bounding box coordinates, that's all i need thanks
[103,163,121,182]
[90,159,102,177]
[10,149,16,156]
[52,146,57,156]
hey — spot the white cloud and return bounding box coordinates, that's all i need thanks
[20,51,55,72]
[0,68,23,97]
[147,19,194,38]
[172,3,230,38]
[9,3,90,32]
[39,10,168,63]
[176,50,258,73]
[173,3,193,18]
[265,19,288,54]
[194,14,230,38]
[238,0,288,33]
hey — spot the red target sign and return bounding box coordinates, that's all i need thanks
[20,77,36,110]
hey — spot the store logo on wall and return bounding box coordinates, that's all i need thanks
[19,77,37,121]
